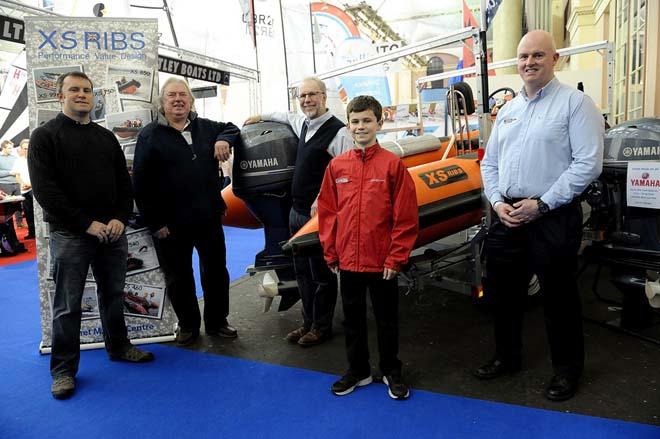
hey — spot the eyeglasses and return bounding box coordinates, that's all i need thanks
[298,91,324,100]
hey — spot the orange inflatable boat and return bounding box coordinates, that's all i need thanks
[223,126,483,253]
[222,121,484,310]
[281,153,483,255]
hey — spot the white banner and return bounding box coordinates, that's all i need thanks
[24,16,177,351]
[252,0,288,113]
[627,161,660,209]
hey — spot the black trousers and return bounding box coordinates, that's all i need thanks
[289,208,337,333]
[340,270,402,377]
[485,201,584,377]
[154,220,230,332]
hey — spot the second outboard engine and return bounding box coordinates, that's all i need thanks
[583,118,660,330]
[233,121,300,310]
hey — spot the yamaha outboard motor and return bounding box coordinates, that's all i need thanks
[583,118,660,329]
[233,121,300,311]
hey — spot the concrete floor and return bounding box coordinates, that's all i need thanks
[183,260,660,427]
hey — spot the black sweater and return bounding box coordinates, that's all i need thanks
[132,112,240,232]
[291,115,344,215]
[28,113,133,233]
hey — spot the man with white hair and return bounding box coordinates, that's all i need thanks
[133,77,240,346]
[478,30,604,401]
[245,77,353,347]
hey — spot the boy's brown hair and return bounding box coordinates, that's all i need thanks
[346,95,382,121]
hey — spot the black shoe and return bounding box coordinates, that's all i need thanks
[545,374,579,401]
[382,373,410,400]
[474,357,521,380]
[331,373,373,396]
[175,327,199,346]
[206,321,238,338]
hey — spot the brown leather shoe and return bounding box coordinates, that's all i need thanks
[174,327,199,346]
[297,328,330,347]
[51,375,75,400]
[285,326,309,343]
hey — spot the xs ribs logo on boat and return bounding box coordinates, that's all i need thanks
[419,165,467,188]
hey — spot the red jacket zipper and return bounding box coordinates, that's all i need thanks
[356,148,366,270]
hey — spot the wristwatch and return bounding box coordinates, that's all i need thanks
[536,198,550,215]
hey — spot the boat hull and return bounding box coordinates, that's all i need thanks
[281,154,483,254]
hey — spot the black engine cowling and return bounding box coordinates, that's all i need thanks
[232,121,297,198]
[231,121,300,310]
[584,117,660,251]
[583,118,660,330]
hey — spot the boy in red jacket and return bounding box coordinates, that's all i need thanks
[317,95,418,399]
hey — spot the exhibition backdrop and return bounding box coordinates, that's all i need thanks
[23,16,177,352]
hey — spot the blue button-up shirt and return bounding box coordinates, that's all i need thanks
[481,77,604,210]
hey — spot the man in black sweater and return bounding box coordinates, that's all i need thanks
[29,71,154,400]
[133,78,240,346]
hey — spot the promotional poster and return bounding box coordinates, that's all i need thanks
[24,16,177,351]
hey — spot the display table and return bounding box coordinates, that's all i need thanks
[0,196,25,223]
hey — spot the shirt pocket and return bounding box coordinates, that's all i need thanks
[496,117,521,146]
[537,116,568,143]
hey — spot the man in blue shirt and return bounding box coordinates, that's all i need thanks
[477,30,604,401]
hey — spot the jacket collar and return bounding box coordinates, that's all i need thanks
[351,143,380,160]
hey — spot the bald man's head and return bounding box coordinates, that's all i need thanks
[518,30,556,54]
[517,30,559,95]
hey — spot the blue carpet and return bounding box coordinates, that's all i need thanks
[194,226,264,296]
[2,262,660,439]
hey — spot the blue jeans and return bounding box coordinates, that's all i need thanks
[49,229,130,378]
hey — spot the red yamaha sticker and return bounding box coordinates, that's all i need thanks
[418,165,467,188]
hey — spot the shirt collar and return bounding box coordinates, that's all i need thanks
[306,110,333,130]
[520,76,558,101]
